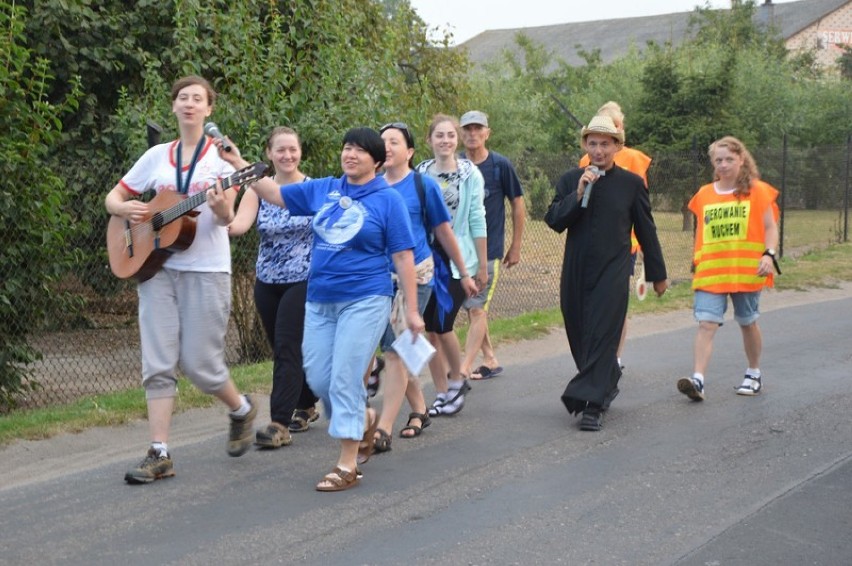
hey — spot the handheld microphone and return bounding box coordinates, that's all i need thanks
[580,166,601,208]
[203,122,232,152]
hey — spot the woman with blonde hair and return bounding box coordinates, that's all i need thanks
[677,136,780,402]
[229,126,319,448]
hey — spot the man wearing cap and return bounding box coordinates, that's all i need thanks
[545,115,668,431]
[459,110,526,381]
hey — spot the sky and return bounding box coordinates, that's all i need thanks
[408,0,800,45]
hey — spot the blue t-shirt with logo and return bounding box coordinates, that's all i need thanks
[280,175,414,303]
[386,171,451,270]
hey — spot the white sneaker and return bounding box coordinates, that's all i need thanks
[735,375,762,396]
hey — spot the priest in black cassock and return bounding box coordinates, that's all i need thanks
[545,115,668,431]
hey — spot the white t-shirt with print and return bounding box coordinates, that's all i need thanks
[119,139,236,273]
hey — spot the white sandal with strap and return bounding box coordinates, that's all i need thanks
[735,375,762,396]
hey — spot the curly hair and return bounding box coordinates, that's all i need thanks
[708,136,760,197]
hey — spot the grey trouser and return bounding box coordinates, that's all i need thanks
[137,269,231,399]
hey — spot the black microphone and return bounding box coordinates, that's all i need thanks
[203,122,232,152]
[580,166,601,208]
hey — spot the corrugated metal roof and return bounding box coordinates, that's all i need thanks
[459,0,850,68]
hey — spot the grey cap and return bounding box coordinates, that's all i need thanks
[460,110,489,127]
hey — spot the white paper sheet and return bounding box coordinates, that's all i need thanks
[391,329,436,376]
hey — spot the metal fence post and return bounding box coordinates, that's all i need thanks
[845,134,850,243]
[779,133,787,257]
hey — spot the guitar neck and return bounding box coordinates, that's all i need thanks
[156,170,242,226]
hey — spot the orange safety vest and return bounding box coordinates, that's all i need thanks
[580,146,652,253]
[688,180,779,293]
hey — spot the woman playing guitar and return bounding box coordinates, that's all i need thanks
[104,75,257,485]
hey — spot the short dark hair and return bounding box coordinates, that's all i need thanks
[170,75,216,106]
[342,127,386,168]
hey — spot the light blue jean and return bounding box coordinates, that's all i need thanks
[693,290,761,326]
[303,295,390,441]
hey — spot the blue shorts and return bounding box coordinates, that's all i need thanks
[693,290,761,326]
[379,283,433,352]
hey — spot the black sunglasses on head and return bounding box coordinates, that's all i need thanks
[380,122,414,148]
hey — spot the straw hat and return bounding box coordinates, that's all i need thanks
[580,115,625,144]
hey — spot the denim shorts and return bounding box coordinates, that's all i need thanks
[380,283,433,352]
[693,290,761,326]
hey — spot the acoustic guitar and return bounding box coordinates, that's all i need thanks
[106,162,269,281]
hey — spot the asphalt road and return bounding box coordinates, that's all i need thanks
[1,290,850,566]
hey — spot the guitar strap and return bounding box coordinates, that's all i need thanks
[155,139,205,251]
[175,139,206,195]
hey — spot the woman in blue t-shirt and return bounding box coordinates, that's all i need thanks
[229,127,319,449]
[219,128,424,492]
[369,122,477,453]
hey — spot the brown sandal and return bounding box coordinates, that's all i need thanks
[400,411,431,438]
[315,467,360,492]
[357,408,379,465]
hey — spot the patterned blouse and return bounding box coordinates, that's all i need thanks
[255,197,313,284]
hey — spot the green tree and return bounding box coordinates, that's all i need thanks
[837,45,852,80]
[0,1,81,409]
[104,0,473,360]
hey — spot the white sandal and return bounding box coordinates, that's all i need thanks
[735,375,762,396]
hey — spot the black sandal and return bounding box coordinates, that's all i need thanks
[366,356,385,398]
[288,407,319,433]
[373,428,392,453]
[400,411,431,438]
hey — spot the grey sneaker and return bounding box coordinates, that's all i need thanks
[227,395,257,457]
[255,422,292,449]
[124,448,175,484]
[677,377,705,401]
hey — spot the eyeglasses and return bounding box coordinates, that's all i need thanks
[380,122,415,149]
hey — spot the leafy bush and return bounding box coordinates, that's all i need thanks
[0,1,80,409]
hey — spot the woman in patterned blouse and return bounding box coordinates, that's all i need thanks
[229,126,319,448]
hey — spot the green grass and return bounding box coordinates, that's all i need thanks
[0,364,274,446]
[2,242,850,446]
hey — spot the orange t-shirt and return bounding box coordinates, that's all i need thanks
[579,146,651,186]
[580,146,652,253]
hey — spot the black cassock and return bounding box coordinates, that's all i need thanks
[544,165,667,414]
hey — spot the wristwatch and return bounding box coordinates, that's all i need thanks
[762,248,781,274]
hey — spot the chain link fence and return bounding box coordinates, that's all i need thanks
[4,141,850,412]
